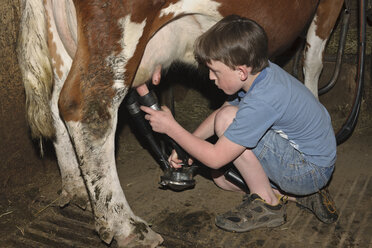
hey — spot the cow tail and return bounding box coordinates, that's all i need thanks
[17,0,55,144]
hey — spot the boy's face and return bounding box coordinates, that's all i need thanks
[207,60,245,95]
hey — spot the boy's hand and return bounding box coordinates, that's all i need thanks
[168,149,194,169]
[169,149,194,168]
[140,105,176,134]
[168,149,183,168]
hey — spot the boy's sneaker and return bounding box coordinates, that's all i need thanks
[296,188,338,223]
[215,193,286,232]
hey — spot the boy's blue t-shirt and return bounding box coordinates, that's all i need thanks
[224,61,336,167]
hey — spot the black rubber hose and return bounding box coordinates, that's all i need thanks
[336,0,366,145]
[125,90,171,170]
[318,8,350,95]
[224,167,249,193]
[138,90,190,164]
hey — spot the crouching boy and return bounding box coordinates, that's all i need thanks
[141,15,338,232]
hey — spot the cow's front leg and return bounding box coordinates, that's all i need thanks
[59,86,163,247]
[303,19,326,98]
[303,0,344,97]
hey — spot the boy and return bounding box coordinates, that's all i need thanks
[140,15,338,232]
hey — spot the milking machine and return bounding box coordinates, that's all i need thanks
[125,86,198,191]
[125,85,249,192]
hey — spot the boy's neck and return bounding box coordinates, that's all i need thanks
[242,71,261,92]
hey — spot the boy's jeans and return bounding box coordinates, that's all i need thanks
[252,130,334,196]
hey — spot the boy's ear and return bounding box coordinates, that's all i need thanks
[236,65,252,81]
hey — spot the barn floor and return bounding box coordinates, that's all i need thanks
[1,1,372,248]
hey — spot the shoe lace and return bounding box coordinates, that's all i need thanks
[238,194,253,210]
[280,195,288,204]
[320,190,337,214]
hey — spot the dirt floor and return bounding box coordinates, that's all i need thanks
[1,1,372,248]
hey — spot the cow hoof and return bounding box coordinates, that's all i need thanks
[115,228,163,248]
[58,189,91,210]
[72,194,92,211]
[98,227,115,244]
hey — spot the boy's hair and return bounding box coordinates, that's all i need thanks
[194,15,269,74]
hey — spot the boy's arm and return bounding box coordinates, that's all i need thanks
[141,105,245,169]
[168,120,245,169]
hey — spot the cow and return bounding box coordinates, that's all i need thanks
[17,0,344,247]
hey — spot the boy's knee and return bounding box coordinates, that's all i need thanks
[215,105,238,137]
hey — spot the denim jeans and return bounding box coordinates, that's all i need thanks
[252,130,334,195]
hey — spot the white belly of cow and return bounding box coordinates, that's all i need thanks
[132,15,221,87]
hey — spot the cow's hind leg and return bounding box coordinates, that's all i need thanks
[303,0,344,97]
[59,82,163,247]
[44,0,90,210]
[51,79,89,209]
